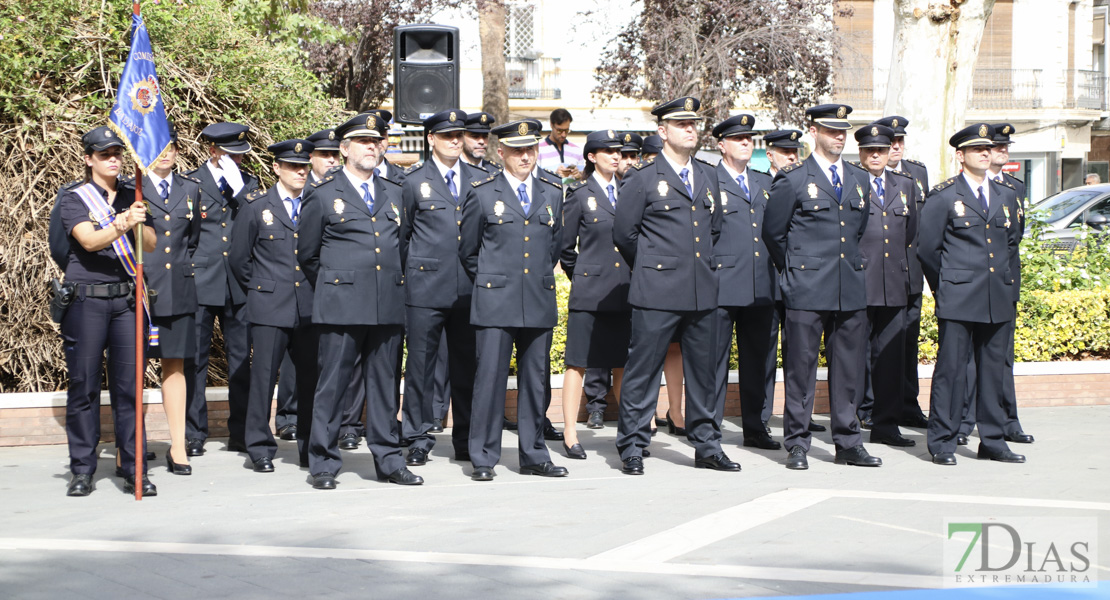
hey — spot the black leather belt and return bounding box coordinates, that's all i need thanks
[77,282,133,298]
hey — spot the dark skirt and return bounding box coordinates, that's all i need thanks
[148,313,196,359]
[564,310,631,368]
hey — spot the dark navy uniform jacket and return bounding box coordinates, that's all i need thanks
[297,170,405,326]
[398,160,482,309]
[713,163,775,308]
[125,174,202,317]
[762,156,871,312]
[999,171,1026,301]
[559,176,631,312]
[898,158,930,296]
[917,175,1020,324]
[855,167,918,307]
[185,163,260,306]
[228,186,314,328]
[613,157,722,312]
[458,172,564,329]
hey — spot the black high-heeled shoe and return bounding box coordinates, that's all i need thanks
[563,442,587,460]
[666,415,687,437]
[166,452,192,476]
[654,416,667,427]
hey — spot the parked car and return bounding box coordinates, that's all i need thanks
[1027,183,1110,250]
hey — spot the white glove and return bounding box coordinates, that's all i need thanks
[217,154,245,196]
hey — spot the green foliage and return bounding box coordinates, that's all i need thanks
[230,0,344,64]
[1020,217,1110,293]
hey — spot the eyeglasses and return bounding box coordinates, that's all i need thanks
[552,127,571,134]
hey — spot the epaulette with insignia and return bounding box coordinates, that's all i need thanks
[405,162,424,175]
[541,167,560,178]
[904,158,925,167]
[631,161,651,171]
[245,189,265,203]
[888,169,913,180]
[996,179,1015,190]
[472,174,498,187]
[932,177,957,192]
[119,175,136,184]
[568,180,588,191]
[180,174,202,184]
[379,176,401,187]
[311,175,334,188]
[326,165,342,175]
[779,162,802,174]
[846,160,863,169]
[538,176,563,189]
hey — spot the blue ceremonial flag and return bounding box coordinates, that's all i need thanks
[109,9,171,173]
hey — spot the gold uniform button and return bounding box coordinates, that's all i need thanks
[754,237,759,242]
[718,263,722,268]
[754,251,759,257]
[696,252,701,257]
[457,206,461,211]
[293,233,298,238]
[524,220,529,225]
[372,217,377,222]
[375,248,381,253]
[840,253,844,258]
[839,205,844,211]
[269,235,274,240]
[884,252,889,257]
[375,232,380,237]
[691,206,696,211]
[498,219,503,224]
[524,268,529,274]
[813,204,819,210]
[164,215,170,221]
[965,221,970,226]
[841,237,846,242]
[164,231,170,236]
[752,223,757,227]
[841,221,845,226]
[334,279,339,283]
[222,236,228,242]
[221,223,227,228]
[657,264,663,269]
[883,225,888,230]
[583,272,588,276]
[164,247,171,254]
[294,249,298,255]
[614,262,620,267]
[987,238,992,244]
[457,221,462,225]
[990,267,995,272]
[989,253,994,258]
[695,237,700,242]
[376,265,381,271]
[524,252,530,258]
[985,224,990,229]
[883,211,887,217]
[222,251,228,256]
[593,217,598,222]
[457,235,461,240]
[295,266,300,271]
[801,265,805,269]
[340,218,346,222]
[165,263,171,269]
[614,246,619,252]
[750,209,755,214]
[664,205,669,210]
[257,285,261,290]
[295,282,300,287]
[222,207,226,212]
[487,283,492,288]
[430,204,435,209]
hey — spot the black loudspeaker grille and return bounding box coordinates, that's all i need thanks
[395,63,457,123]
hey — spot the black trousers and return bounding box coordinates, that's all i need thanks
[715,305,776,438]
[188,300,250,443]
[902,293,926,418]
[62,295,147,476]
[583,368,611,414]
[866,305,906,439]
[401,304,476,456]
[782,308,866,451]
[616,308,721,461]
[431,330,451,420]
[274,350,298,431]
[959,306,1024,437]
[470,326,552,468]
[762,302,786,425]
[928,319,1011,455]
[309,324,404,478]
[244,322,318,463]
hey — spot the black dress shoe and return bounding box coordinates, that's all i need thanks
[145,450,157,461]
[1005,432,1034,444]
[185,439,205,457]
[870,432,916,447]
[338,433,360,450]
[695,452,741,471]
[429,418,444,434]
[503,418,518,431]
[763,422,772,435]
[977,446,1026,463]
[520,461,569,477]
[785,446,808,470]
[166,453,192,475]
[312,472,337,489]
[563,442,587,460]
[253,457,274,473]
[666,415,687,437]
[123,474,157,496]
[384,467,424,485]
[956,434,969,446]
[67,474,92,497]
[543,424,564,441]
[743,433,782,450]
[835,445,883,467]
[621,456,644,475]
[226,439,248,453]
[455,450,471,462]
[899,413,930,429]
[586,411,604,429]
[406,447,428,466]
[277,425,297,441]
[471,466,495,481]
[859,416,873,430]
[808,420,827,432]
[932,452,957,466]
[642,448,651,458]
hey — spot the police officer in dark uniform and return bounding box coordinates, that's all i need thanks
[763,104,881,470]
[853,124,919,448]
[398,109,480,466]
[862,115,931,430]
[229,139,319,473]
[462,111,500,173]
[918,123,1025,466]
[298,113,423,489]
[459,119,568,481]
[184,122,259,457]
[640,135,662,162]
[614,96,737,475]
[60,126,156,496]
[307,129,342,184]
[710,114,779,450]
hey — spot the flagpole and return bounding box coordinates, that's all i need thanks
[132,0,145,502]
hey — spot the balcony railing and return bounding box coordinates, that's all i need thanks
[1072,69,1108,110]
[834,67,1057,111]
[506,55,561,100]
[969,69,1043,109]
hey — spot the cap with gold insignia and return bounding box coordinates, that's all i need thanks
[583,130,624,155]
[465,111,496,134]
[369,109,393,124]
[991,122,1016,145]
[492,119,542,147]
[651,96,703,121]
[335,112,388,140]
[805,104,853,130]
[949,123,996,148]
[712,113,758,139]
[267,139,314,165]
[201,122,252,154]
[307,129,340,151]
[619,132,643,153]
[854,124,894,148]
[82,126,126,154]
[641,134,663,154]
[424,109,468,134]
[873,115,909,137]
[763,129,804,149]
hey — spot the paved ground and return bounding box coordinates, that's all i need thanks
[1,406,1108,599]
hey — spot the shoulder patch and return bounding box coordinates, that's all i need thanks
[405,162,424,175]
[245,189,265,203]
[311,175,334,188]
[904,158,925,167]
[932,177,957,192]
[779,162,802,174]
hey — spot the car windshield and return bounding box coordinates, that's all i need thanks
[1029,189,1104,222]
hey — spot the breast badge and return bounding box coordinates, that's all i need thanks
[658,180,669,197]
[807,183,818,198]
[420,182,432,198]
[954,200,965,217]
[587,197,597,211]
[720,191,728,207]
[333,198,345,214]
[494,200,505,217]
[261,208,273,225]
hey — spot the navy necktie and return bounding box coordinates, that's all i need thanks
[218,176,231,201]
[159,180,169,202]
[446,170,458,202]
[829,165,842,202]
[518,183,530,214]
[361,182,374,213]
[606,183,616,208]
[679,168,692,197]
[288,197,301,226]
[737,174,749,199]
[977,186,988,213]
[874,176,885,208]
